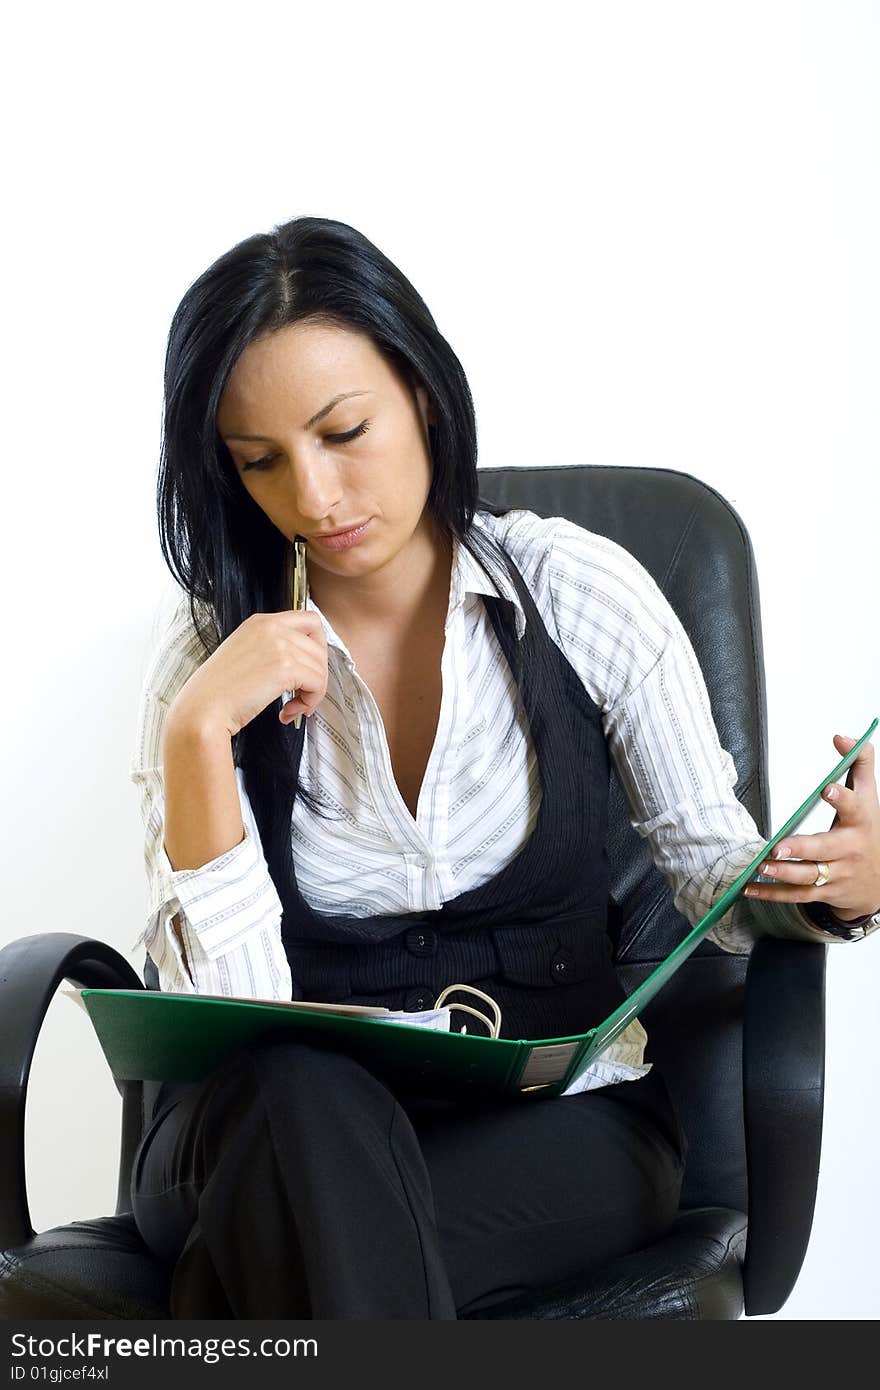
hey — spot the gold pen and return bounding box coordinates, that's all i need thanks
[281,535,309,730]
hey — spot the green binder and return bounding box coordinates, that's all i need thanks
[80,717,877,1100]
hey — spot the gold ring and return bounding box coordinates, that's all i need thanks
[813,861,831,888]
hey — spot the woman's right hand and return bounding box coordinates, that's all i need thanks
[169,611,329,738]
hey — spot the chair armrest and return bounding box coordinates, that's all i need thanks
[0,933,144,1249]
[741,935,826,1316]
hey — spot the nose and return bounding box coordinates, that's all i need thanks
[283,450,344,525]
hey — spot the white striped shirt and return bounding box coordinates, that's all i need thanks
[129,507,838,1095]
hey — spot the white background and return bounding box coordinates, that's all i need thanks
[1,0,877,1320]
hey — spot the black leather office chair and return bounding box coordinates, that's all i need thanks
[0,465,826,1319]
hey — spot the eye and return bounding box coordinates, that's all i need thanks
[326,419,371,446]
[241,419,371,473]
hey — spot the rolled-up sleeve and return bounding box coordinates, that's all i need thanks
[129,605,292,998]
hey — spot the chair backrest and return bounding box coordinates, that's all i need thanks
[476,465,770,1213]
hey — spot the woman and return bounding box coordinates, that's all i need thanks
[128,215,880,1318]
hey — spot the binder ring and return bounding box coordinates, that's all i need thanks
[433,983,502,1038]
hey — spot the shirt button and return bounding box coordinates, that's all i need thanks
[415,856,428,870]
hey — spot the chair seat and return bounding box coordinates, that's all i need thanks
[0,1214,171,1320]
[0,1206,746,1320]
[461,1208,747,1319]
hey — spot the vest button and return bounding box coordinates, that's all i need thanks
[404,988,433,1012]
[405,926,438,956]
[551,948,575,982]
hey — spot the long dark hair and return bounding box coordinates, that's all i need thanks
[156,215,538,906]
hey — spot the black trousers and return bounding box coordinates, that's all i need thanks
[130,1034,687,1319]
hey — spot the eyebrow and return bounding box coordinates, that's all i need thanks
[222,390,370,443]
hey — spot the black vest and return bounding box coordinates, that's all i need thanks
[145,545,629,1043]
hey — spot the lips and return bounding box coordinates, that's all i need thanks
[309,519,372,550]
[312,521,369,538]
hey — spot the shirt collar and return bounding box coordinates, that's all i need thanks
[452,522,527,640]
[306,517,527,663]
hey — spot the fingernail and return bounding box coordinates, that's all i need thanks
[825,786,837,800]
[774,846,791,858]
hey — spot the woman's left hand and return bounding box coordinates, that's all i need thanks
[744,733,880,922]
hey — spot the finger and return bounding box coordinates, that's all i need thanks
[770,828,851,861]
[820,779,860,824]
[280,686,324,720]
[285,655,326,695]
[834,732,876,797]
[744,869,852,903]
[275,609,325,638]
[753,855,843,887]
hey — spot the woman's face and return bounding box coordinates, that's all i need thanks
[217,319,438,587]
